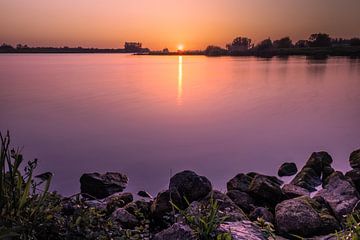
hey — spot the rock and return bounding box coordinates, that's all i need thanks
[169,170,212,208]
[249,207,274,223]
[105,192,133,213]
[306,151,333,175]
[218,221,267,240]
[248,175,284,206]
[282,184,310,199]
[80,172,128,199]
[111,208,138,228]
[153,223,195,240]
[151,190,178,218]
[350,149,360,169]
[322,166,335,186]
[315,172,360,219]
[345,169,360,192]
[227,190,255,213]
[138,190,153,198]
[275,196,338,237]
[291,152,333,192]
[278,162,298,177]
[227,173,253,192]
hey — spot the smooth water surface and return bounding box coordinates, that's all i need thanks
[0,54,360,195]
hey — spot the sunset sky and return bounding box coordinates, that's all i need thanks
[1,0,360,50]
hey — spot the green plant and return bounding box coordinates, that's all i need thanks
[0,131,56,239]
[254,217,276,239]
[335,211,360,240]
[170,196,231,240]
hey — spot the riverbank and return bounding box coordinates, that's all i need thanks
[2,128,360,239]
[146,46,360,58]
[1,46,360,58]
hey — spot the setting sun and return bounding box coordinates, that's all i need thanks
[177,44,184,51]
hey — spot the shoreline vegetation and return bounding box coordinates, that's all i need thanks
[1,33,360,58]
[2,131,360,239]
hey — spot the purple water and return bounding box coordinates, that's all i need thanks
[0,54,359,196]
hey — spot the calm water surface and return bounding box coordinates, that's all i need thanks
[0,54,360,195]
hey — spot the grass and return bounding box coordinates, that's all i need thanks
[170,195,232,240]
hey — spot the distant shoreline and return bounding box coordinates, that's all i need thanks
[1,46,360,58]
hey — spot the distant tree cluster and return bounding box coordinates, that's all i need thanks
[203,33,360,56]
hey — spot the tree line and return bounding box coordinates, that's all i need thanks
[204,33,360,56]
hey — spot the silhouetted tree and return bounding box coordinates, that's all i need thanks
[226,37,252,52]
[350,38,360,46]
[308,33,331,47]
[295,40,309,48]
[256,38,273,51]
[273,37,293,48]
[162,48,169,53]
[204,45,227,56]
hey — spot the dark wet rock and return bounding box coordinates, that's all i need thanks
[138,190,153,198]
[249,207,274,223]
[169,170,212,208]
[151,190,179,218]
[275,196,339,237]
[227,190,255,213]
[218,221,267,240]
[306,151,333,174]
[291,167,321,192]
[278,162,298,177]
[350,149,360,169]
[346,169,360,192]
[153,223,195,240]
[248,174,284,206]
[282,184,310,199]
[315,171,360,219]
[80,172,128,199]
[291,152,333,192]
[227,173,253,192]
[111,208,138,228]
[322,166,336,186]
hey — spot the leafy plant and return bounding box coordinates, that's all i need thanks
[335,211,360,240]
[170,196,231,240]
[254,217,276,239]
[0,131,57,239]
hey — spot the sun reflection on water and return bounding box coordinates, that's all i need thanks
[177,56,183,105]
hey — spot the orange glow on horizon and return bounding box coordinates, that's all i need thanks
[0,0,359,49]
[177,44,184,51]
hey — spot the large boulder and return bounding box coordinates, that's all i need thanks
[278,162,298,177]
[282,184,310,199]
[275,196,339,237]
[227,173,253,192]
[153,223,195,240]
[291,152,333,192]
[227,190,255,213]
[248,174,284,206]
[350,149,360,169]
[218,221,267,240]
[315,172,360,219]
[169,170,212,208]
[80,172,128,199]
